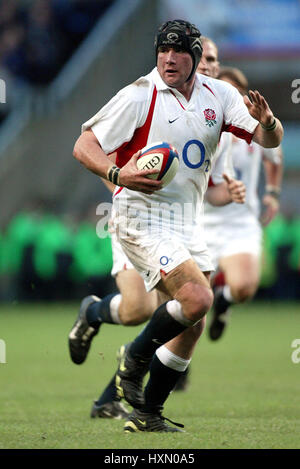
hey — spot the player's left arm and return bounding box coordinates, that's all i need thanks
[206,174,246,206]
[260,147,283,226]
[244,90,283,148]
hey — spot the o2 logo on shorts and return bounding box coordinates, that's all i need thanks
[182,139,210,172]
[160,256,171,266]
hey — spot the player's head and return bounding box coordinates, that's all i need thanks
[197,36,219,78]
[155,19,202,82]
[218,67,248,95]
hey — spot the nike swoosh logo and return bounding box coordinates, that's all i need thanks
[137,419,147,426]
[69,323,81,340]
[152,338,163,345]
[168,117,180,124]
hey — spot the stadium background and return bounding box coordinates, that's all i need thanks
[0,0,299,451]
[0,0,299,304]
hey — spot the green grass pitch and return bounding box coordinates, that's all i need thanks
[0,301,299,449]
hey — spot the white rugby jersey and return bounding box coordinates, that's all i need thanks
[204,136,281,225]
[83,68,258,242]
[210,132,235,181]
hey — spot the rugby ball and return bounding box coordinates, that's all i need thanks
[137,142,179,188]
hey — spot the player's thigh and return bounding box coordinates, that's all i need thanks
[156,258,213,321]
[116,269,159,323]
[219,253,260,298]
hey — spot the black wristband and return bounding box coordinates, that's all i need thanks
[265,185,281,200]
[260,118,277,131]
[107,165,121,185]
[266,190,280,200]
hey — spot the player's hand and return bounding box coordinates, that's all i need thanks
[260,194,280,226]
[243,90,275,128]
[118,150,162,194]
[223,173,246,204]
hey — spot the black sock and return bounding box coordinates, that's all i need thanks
[214,287,232,315]
[86,292,119,328]
[130,302,187,360]
[95,373,119,406]
[174,365,190,391]
[141,354,184,413]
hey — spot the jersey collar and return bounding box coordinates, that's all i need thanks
[151,67,201,101]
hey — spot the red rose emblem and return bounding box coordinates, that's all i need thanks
[204,108,216,121]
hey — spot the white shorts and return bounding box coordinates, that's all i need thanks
[110,228,135,277]
[112,217,214,292]
[205,218,262,270]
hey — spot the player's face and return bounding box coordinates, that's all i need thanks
[197,41,219,78]
[157,46,194,92]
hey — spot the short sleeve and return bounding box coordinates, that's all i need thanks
[81,85,148,155]
[262,145,282,164]
[211,133,234,184]
[222,83,258,144]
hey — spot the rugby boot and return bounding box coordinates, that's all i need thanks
[90,400,130,419]
[115,343,150,408]
[124,408,184,433]
[68,295,101,364]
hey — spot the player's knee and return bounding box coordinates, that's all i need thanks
[176,282,214,323]
[231,281,257,303]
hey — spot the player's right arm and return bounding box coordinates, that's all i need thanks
[219,80,283,148]
[73,129,162,194]
[260,146,283,226]
[245,91,284,148]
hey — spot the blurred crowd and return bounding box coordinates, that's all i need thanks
[0,208,115,302]
[0,209,300,303]
[0,0,113,121]
[258,213,300,301]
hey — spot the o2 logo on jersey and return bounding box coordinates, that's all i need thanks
[182,139,210,172]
